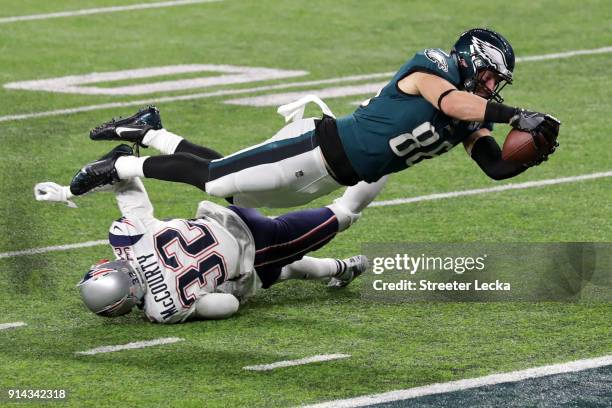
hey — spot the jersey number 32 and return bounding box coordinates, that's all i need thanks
[155,221,227,307]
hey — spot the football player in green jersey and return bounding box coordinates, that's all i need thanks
[71,28,560,229]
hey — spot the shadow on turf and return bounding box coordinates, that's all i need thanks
[244,280,361,310]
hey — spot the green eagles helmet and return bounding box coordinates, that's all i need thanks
[452,28,515,102]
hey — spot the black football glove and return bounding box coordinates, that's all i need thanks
[510,110,561,166]
[509,109,545,132]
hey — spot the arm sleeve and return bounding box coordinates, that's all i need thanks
[470,136,527,181]
[113,178,155,222]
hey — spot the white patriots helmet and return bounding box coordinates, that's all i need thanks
[77,260,146,317]
[452,28,515,102]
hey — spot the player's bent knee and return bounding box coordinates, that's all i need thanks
[194,293,239,320]
[327,202,361,232]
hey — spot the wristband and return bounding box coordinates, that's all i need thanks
[484,101,517,123]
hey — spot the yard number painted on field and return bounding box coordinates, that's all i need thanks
[4,65,308,96]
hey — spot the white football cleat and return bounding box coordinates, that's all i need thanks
[327,255,368,288]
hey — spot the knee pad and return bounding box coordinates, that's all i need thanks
[327,201,361,232]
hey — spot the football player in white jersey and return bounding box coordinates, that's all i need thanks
[34,161,369,324]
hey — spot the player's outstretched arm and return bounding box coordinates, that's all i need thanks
[194,293,239,320]
[407,73,562,142]
[404,72,487,121]
[35,177,156,221]
[112,177,155,222]
[34,182,78,208]
[35,180,132,208]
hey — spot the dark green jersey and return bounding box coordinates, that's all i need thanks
[336,48,493,183]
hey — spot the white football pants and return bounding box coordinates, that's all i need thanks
[205,118,341,208]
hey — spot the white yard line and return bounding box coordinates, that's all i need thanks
[225,46,612,107]
[4,65,308,96]
[2,170,611,260]
[0,240,107,259]
[244,354,350,371]
[224,45,612,108]
[516,46,612,62]
[224,82,387,107]
[75,337,184,355]
[301,355,612,408]
[370,171,612,207]
[0,73,392,123]
[0,0,222,24]
[1,46,609,123]
[0,322,27,331]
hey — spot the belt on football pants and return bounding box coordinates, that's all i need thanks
[276,94,361,187]
[315,115,361,186]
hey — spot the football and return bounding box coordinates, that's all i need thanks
[502,129,539,163]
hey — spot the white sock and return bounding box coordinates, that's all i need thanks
[114,156,149,179]
[142,129,184,154]
[278,256,343,281]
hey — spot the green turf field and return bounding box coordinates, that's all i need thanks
[0,0,611,406]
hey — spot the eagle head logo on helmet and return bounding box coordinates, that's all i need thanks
[451,28,515,102]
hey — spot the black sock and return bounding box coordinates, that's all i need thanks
[143,153,210,191]
[175,140,223,160]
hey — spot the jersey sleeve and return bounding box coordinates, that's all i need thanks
[405,49,461,87]
[113,178,155,224]
[108,217,146,256]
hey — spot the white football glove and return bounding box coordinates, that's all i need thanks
[34,182,77,208]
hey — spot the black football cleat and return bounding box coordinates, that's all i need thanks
[70,144,133,196]
[89,106,162,145]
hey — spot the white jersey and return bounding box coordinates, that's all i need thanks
[109,179,258,323]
